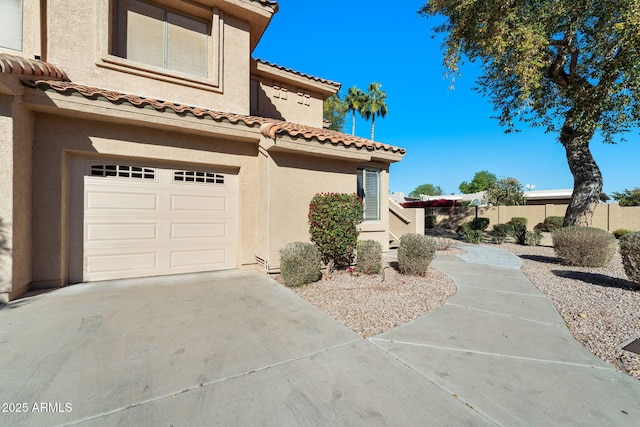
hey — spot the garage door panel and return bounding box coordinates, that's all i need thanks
[87,191,159,211]
[87,223,158,242]
[170,248,228,268]
[86,252,158,274]
[170,194,228,212]
[170,222,228,239]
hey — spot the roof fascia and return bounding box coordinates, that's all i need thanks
[251,59,339,97]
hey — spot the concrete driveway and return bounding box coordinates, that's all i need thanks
[0,270,484,426]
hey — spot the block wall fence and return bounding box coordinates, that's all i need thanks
[426,203,640,232]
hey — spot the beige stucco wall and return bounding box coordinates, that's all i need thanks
[390,202,425,240]
[258,150,393,271]
[43,0,253,115]
[0,92,34,302]
[30,113,260,285]
[251,78,325,127]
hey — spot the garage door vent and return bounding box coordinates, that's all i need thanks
[174,170,225,184]
[90,164,155,179]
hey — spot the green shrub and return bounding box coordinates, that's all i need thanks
[509,223,527,245]
[613,229,632,239]
[524,231,542,246]
[398,234,437,276]
[472,217,491,231]
[458,223,483,244]
[356,240,382,275]
[492,223,513,244]
[279,242,322,286]
[619,232,640,288]
[425,215,437,229]
[510,217,528,228]
[542,216,565,231]
[308,193,363,269]
[552,226,617,267]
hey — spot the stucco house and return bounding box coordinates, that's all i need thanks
[0,0,405,302]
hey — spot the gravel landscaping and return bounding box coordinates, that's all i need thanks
[279,237,640,381]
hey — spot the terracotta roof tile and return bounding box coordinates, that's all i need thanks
[253,0,277,8]
[254,59,341,88]
[0,53,67,80]
[34,80,405,155]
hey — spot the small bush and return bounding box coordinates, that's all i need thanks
[356,240,382,275]
[308,193,363,269]
[524,231,542,246]
[398,234,437,276]
[619,232,640,288]
[471,217,491,231]
[510,217,528,228]
[279,242,322,286]
[552,226,617,267]
[425,215,437,229]
[613,229,632,239]
[492,223,513,244]
[542,216,565,231]
[509,223,528,245]
[458,223,483,244]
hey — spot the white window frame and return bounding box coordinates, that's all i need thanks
[0,0,23,52]
[357,167,381,222]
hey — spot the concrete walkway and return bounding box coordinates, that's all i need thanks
[0,246,638,426]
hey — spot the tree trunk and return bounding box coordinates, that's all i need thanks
[561,125,602,227]
[370,115,376,140]
[351,111,356,136]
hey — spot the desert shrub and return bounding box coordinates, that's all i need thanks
[279,242,322,286]
[308,193,363,269]
[398,234,437,276]
[542,216,565,231]
[510,217,528,228]
[458,223,483,244]
[356,240,382,275]
[613,229,632,239]
[434,237,455,251]
[524,231,542,246]
[471,217,491,231]
[552,226,617,267]
[492,223,513,244]
[425,215,437,229]
[619,232,640,288]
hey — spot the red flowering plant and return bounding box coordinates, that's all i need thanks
[308,193,364,270]
[401,199,460,215]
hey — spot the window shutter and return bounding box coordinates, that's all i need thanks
[0,0,23,51]
[167,12,208,77]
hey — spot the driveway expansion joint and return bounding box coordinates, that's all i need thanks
[444,303,566,327]
[369,338,617,371]
[59,338,363,426]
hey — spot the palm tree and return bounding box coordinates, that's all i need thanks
[345,86,366,136]
[362,82,388,140]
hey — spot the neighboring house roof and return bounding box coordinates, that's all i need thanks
[253,58,341,89]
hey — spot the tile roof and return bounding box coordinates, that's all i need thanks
[253,0,278,8]
[0,53,67,80]
[254,59,341,88]
[31,79,404,155]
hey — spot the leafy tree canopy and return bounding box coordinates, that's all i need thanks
[484,177,526,206]
[459,170,497,194]
[323,93,348,132]
[612,187,640,206]
[409,183,444,197]
[421,0,640,226]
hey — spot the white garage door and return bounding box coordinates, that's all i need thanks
[69,160,238,283]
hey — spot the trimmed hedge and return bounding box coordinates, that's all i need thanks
[356,240,382,275]
[552,226,616,267]
[398,234,436,276]
[279,242,322,286]
[619,232,640,288]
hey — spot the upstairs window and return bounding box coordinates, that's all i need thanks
[0,0,23,51]
[357,168,381,221]
[115,0,209,78]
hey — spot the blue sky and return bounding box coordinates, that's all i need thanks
[252,0,640,197]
